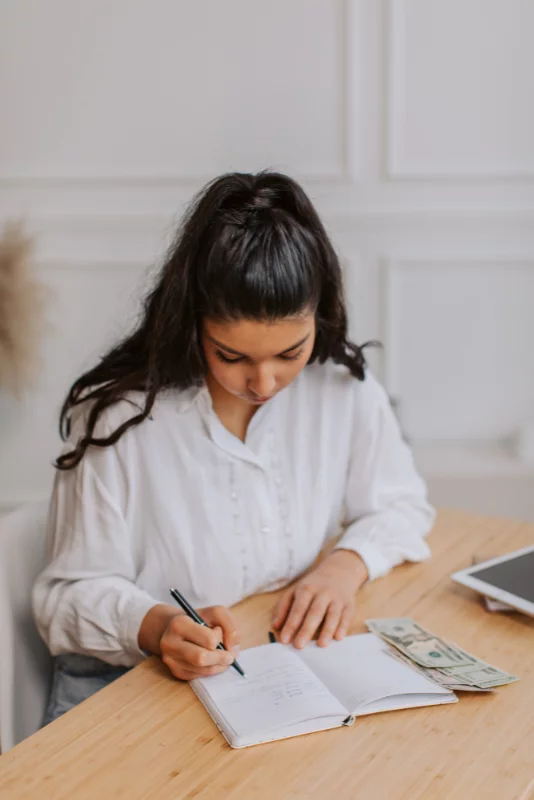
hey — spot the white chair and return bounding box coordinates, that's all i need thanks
[0,502,53,752]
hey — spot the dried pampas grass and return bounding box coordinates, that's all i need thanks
[0,223,49,396]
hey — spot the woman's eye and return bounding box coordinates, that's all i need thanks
[215,350,243,364]
[215,348,304,364]
[279,349,304,361]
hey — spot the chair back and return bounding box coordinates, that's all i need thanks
[0,502,52,752]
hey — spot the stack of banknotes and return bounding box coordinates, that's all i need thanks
[366,618,519,692]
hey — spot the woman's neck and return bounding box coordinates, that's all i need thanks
[205,374,258,442]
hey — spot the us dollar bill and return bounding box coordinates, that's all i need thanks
[366,618,519,688]
[438,659,518,690]
[365,618,478,669]
[386,648,494,692]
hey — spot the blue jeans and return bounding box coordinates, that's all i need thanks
[42,654,131,726]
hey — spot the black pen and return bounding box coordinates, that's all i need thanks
[169,588,247,678]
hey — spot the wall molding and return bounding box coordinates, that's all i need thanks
[386,0,534,180]
[6,208,534,231]
[7,209,534,271]
[342,0,363,180]
[35,259,152,272]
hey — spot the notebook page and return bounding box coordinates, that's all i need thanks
[192,644,347,739]
[297,633,452,712]
[359,692,457,716]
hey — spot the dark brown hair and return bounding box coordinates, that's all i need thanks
[57,171,370,469]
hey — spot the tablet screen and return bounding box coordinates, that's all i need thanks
[472,550,534,602]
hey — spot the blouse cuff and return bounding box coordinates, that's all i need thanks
[122,593,162,664]
[334,538,393,582]
[333,517,432,582]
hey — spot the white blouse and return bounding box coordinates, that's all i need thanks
[33,362,435,667]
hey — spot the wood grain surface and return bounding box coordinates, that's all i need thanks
[0,509,533,800]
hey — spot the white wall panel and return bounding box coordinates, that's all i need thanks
[1,0,534,520]
[388,0,534,177]
[383,257,534,440]
[0,0,348,180]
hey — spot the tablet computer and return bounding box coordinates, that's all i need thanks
[451,545,534,618]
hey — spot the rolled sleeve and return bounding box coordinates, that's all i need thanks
[334,372,435,581]
[32,410,159,666]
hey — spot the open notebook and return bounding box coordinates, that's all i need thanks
[191,633,457,748]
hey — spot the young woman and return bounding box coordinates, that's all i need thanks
[33,171,435,724]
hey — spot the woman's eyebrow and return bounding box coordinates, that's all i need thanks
[208,333,310,357]
[278,334,310,354]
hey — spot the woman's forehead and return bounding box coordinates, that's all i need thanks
[203,315,315,357]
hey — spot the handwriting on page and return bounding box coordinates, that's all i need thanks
[196,645,348,739]
[223,662,326,708]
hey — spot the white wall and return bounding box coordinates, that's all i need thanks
[1,0,533,518]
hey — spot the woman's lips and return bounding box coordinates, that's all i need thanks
[242,394,272,404]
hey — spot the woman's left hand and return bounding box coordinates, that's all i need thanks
[271,549,369,649]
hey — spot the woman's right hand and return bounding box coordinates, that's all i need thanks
[159,605,241,681]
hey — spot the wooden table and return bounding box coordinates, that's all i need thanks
[1,509,533,800]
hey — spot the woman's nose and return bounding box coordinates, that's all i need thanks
[248,368,276,398]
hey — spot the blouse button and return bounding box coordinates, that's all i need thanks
[261,525,270,535]
[231,492,238,501]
